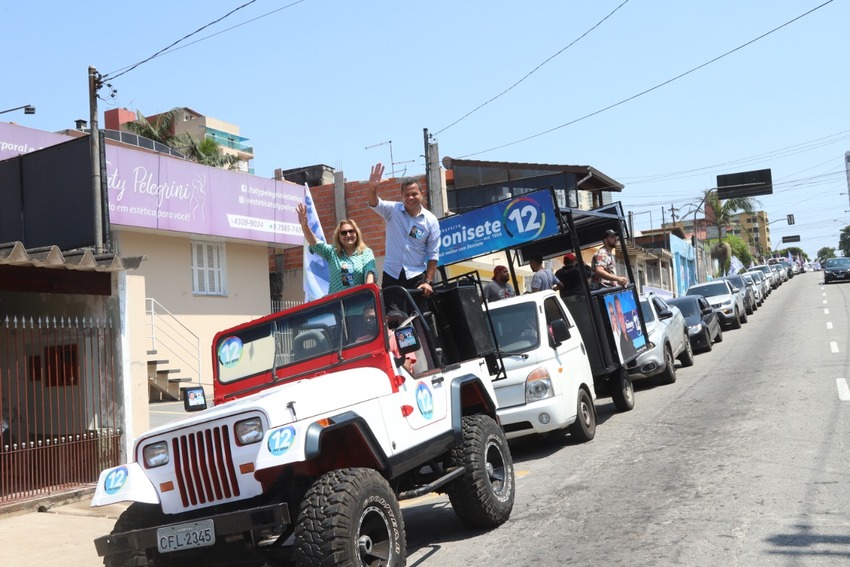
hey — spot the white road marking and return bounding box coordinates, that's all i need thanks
[827,322,834,330]
[838,379,850,401]
[823,300,828,304]
[822,293,827,297]
[830,342,839,353]
[825,308,830,315]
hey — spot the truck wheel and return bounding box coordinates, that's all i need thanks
[293,468,406,567]
[568,388,596,443]
[611,367,635,412]
[105,503,165,567]
[678,333,695,367]
[447,414,515,528]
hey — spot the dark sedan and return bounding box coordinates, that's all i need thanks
[823,257,850,284]
[667,295,723,353]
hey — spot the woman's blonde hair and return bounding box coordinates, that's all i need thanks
[333,219,368,256]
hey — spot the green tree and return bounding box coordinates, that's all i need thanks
[840,226,850,257]
[182,136,242,170]
[724,234,752,269]
[121,107,191,149]
[817,246,836,260]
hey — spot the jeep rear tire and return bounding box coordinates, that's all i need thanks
[293,468,406,567]
[568,388,596,443]
[448,414,515,528]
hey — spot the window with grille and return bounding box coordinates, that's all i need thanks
[191,241,226,296]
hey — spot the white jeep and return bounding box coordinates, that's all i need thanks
[92,282,515,567]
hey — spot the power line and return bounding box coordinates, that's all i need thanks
[104,0,308,76]
[103,0,259,81]
[433,0,631,136]
[459,0,836,158]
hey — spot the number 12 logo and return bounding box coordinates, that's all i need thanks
[503,196,546,239]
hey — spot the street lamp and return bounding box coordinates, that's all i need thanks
[0,104,35,116]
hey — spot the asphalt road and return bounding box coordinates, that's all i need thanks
[401,272,850,566]
[4,271,848,567]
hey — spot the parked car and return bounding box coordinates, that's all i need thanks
[723,274,757,315]
[823,257,850,284]
[667,295,723,352]
[751,264,779,289]
[629,295,693,384]
[769,262,788,283]
[686,280,747,329]
[741,272,762,306]
[744,270,770,301]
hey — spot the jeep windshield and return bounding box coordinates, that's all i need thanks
[215,289,379,384]
[490,302,540,354]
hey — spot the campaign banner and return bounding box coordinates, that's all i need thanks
[438,189,560,266]
[0,122,72,161]
[602,289,646,364]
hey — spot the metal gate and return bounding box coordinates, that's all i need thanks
[1,315,121,504]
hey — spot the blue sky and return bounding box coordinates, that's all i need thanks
[4,0,848,257]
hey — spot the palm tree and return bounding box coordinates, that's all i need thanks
[121,107,192,149]
[182,136,242,170]
[703,190,757,244]
[122,107,241,169]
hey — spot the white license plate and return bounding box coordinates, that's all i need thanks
[157,519,216,554]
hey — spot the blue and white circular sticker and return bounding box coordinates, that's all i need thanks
[218,336,243,368]
[104,465,129,495]
[268,426,296,456]
[416,383,434,420]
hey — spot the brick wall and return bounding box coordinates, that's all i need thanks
[280,175,429,270]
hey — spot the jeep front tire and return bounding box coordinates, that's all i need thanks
[293,468,406,567]
[447,414,515,528]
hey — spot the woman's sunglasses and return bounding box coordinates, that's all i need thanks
[340,229,357,236]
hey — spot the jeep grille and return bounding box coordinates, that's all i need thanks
[172,425,240,507]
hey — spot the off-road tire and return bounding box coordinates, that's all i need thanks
[293,468,406,567]
[568,388,596,443]
[447,415,515,528]
[104,503,166,567]
[611,367,635,412]
[659,344,677,385]
[678,333,695,367]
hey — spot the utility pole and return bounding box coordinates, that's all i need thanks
[670,203,678,225]
[88,66,104,253]
[423,128,444,217]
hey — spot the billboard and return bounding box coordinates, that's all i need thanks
[602,290,646,364]
[438,189,560,266]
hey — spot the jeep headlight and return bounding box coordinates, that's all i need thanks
[235,416,264,446]
[525,368,554,402]
[687,324,702,335]
[143,441,169,468]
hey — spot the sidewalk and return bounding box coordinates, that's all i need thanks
[0,490,127,567]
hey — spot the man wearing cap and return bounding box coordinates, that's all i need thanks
[591,229,629,290]
[483,265,516,302]
[555,252,585,296]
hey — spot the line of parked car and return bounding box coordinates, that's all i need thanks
[628,261,795,386]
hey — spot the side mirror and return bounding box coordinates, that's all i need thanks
[702,307,713,315]
[182,386,208,412]
[731,286,740,293]
[657,309,673,320]
[549,319,570,345]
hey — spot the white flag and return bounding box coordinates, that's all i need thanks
[728,255,744,276]
[303,185,329,301]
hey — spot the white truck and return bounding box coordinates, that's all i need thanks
[91,282,515,567]
[487,290,598,442]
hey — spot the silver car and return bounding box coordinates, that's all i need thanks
[744,270,770,300]
[741,272,762,306]
[629,295,694,384]
[686,280,747,329]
